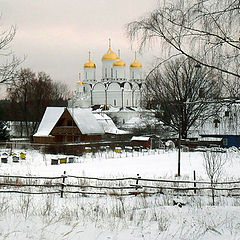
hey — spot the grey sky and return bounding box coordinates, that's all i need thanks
[1,0,157,94]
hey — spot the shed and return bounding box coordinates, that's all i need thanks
[130,136,151,148]
[221,135,240,148]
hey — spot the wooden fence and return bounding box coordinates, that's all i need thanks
[0,172,240,198]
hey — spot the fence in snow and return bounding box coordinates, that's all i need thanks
[0,172,240,198]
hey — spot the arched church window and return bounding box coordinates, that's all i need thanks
[105,68,107,78]
[111,68,113,78]
[85,72,87,79]
[114,99,116,106]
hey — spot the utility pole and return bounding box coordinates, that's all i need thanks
[177,126,181,176]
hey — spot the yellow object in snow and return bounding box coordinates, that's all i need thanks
[20,152,26,160]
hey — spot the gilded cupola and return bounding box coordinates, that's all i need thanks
[84,52,96,68]
[130,52,142,68]
[113,50,126,66]
[102,39,118,61]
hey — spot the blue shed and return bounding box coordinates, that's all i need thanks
[221,135,240,148]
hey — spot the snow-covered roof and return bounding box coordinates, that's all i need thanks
[34,107,104,137]
[131,136,150,141]
[94,113,129,135]
[34,107,65,137]
[68,108,104,135]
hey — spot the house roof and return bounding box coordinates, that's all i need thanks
[34,107,65,137]
[34,107,104,137]
[94,113,129,135]
[68,108,104,135]
[131,136,150,141]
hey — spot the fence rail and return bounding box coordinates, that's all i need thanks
[0,172,240,198]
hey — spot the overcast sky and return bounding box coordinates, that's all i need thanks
[0,0,158,95]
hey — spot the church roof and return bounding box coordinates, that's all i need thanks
[102,39,118,61]
[84,52,96,68]
[130,52,142,68]
[102,47,118,61]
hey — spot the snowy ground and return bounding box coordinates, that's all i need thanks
[0,148,240,239]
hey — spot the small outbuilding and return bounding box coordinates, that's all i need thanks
[130,136,151,148]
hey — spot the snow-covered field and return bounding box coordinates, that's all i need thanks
[0,148,240,239]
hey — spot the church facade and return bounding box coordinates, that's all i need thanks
[68,41,144,109]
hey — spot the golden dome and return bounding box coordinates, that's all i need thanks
[130,52,142,68]
[102,47,118,61]
[84,51,96,68]
[84,60,96,68]
[77,81,83,85]
[102,38,118,61]
[113,50,125,66]
[113,59,126,66]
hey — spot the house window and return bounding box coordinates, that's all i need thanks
[225,111,229,117]
[83,87,86,93]
[67,120,73,126]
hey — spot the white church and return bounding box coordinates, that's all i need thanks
[68,40,144,109]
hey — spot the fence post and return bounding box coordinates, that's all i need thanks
[193,170,196,194]
[61,171,67,198]
[136,174,141,190]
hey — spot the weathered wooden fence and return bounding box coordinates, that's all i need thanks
[0,172,240,198]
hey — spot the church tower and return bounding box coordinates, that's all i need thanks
[84,51,96,84]
[130,52,142,82]
[102,39,118,82]
[113,50,126,82]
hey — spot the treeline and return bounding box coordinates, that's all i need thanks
[1,68,69,137]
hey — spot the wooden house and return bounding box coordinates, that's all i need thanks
[33,107,104,144]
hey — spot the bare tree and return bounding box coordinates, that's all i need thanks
[0,25,21,83]
[203,149,226,205]
[7,68,69,137]
[127,0,240,87]
[144,57,221,138]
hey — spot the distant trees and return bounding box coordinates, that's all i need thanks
[0,103,9,140]
[0,121,9,140]
[144,57,221,138]
[127,0,240,93]
[7,68,69,137]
